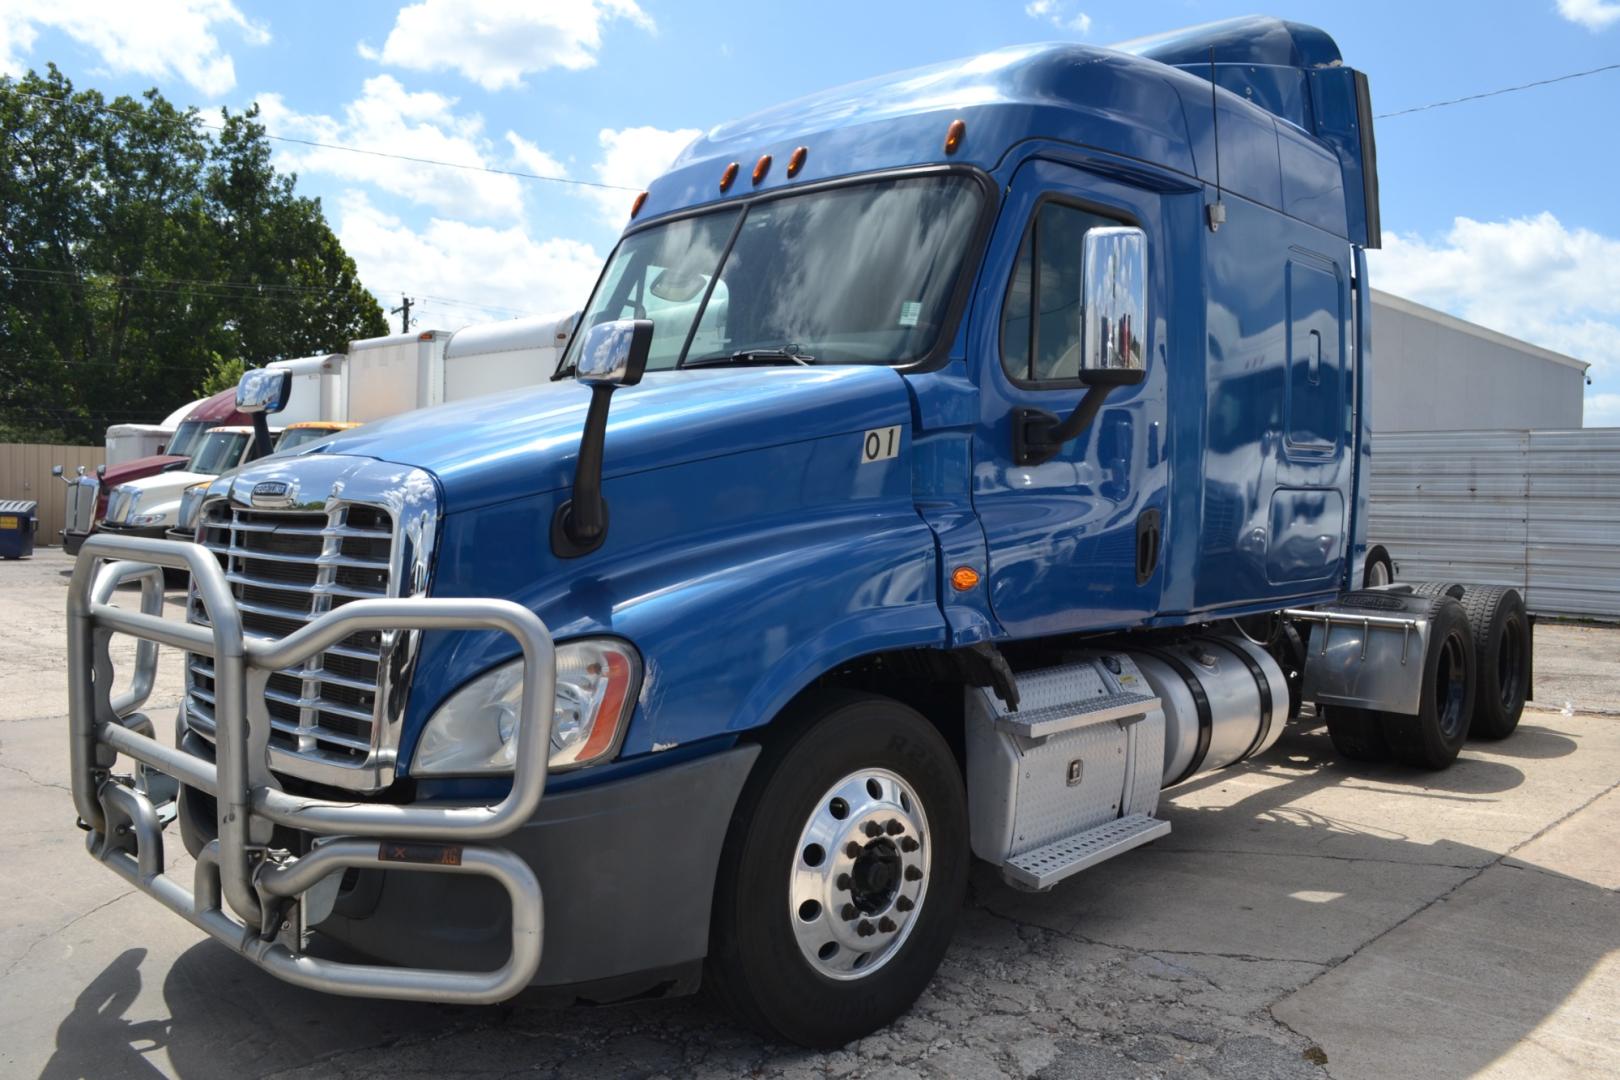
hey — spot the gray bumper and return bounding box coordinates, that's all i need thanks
[314,744,759,992]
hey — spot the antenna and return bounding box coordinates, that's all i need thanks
[1207,47,1227,232]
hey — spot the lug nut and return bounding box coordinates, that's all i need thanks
[900,837,920,853]
[845,841,863,858]
[896,895,914,912]
[879,917,897,933]
[905,865,923,882]
[863,821,883,838]
[842,903,858,921]
[857,920,876,938]
[885,819,905,835]
[836,873,852,891]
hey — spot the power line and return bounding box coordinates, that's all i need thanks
[6,86,639,192]
[1378,61,1620,118]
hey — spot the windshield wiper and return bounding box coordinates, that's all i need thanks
[682,345,818,369]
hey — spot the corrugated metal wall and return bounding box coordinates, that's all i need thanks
[1369,429,1620,620]
[0,443,106,547]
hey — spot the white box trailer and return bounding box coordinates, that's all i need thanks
[342,330,453,424]
[441,310,578,403]
[266,353,346,425]
[343,312,578,423]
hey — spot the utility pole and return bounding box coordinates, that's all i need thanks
[390,295,415,334]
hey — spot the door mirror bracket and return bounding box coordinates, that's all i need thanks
[1014,369,1145,465]
[552,318,653,558]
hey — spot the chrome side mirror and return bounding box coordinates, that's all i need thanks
[95,463,106,478]
[575,319,652,388]
[236,367,294,414]
[1081,226,1147,384]
[51,465,64,479]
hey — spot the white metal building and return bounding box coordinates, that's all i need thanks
[1369,290,1589,431]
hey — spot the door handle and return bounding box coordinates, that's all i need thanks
[1307,329,1322,385]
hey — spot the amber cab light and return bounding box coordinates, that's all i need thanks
[951,566,981,591]
[944,118,966,155]
[630,190,648,218]
[720,161,739,192]
[787,145,808,177]
[753,154,772,185]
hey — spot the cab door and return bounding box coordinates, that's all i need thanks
[971,159,1170,637]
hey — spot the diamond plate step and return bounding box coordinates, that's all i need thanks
[1002,812,1171,890]
[996,691,1160,739]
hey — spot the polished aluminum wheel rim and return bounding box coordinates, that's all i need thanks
[788,767,930,980]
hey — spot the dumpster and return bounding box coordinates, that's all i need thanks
[0,500,39,559]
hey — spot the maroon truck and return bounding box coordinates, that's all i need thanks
[57,389,253,554]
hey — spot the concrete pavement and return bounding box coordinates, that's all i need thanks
[1,547,1615,1078]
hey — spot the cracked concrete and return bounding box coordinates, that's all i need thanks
[1,548,1617,1078]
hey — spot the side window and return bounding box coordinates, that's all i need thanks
[999,202,1126,384]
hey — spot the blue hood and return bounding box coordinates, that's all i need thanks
[313,365,916,513]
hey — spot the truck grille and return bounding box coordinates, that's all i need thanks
[184,500,397,767]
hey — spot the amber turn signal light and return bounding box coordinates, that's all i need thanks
[944,118,966,155]
[787,145,808,177]
[630,190,648,218]
[951,566,981,591]
[753,154,772,185]
[720,161,739,192]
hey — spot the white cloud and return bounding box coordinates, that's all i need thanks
[334,191,603,327]
[364,0,654,91]
[584,124,701,221]
[505,132,567,180]
[255,76,561,221]
[1024,0,1092,34]
[0,0,267,94]
[1370,212,1620,377]
[1557,0,1620,31]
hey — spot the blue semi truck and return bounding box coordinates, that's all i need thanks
[67,16,1533,1048]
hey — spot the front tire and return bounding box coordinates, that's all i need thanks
[707,692,968,1048]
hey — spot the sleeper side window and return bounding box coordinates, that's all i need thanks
[999,202,1125,384]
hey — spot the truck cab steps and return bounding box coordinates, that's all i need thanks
[1002,812,1171,890]
[996,690,1160,739]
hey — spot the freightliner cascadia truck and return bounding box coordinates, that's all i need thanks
[66,17,1534,1048]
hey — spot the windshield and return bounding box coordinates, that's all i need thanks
[561,174,983,373]
[166,419,209,459]
[189,431,249,475]
[275,427,338,453]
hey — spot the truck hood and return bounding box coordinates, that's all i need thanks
[310,365,916,513]
[99,454,189,487]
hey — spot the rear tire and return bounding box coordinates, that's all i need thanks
[1323,705,1391,761]
[1459,586,1529,740]
[1381,597,1475,769]
[706,692,968,1049]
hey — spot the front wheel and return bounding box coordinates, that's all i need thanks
[706,692,968,1048]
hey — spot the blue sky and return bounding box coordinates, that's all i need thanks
[5,0,1619,422]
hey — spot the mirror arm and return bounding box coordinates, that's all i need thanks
[551,384,617,558]
[249,413,275,461]
[1014,371,1143,466]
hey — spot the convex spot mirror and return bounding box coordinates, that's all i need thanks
[575,318,653,388]
[649,268,706,303]
[236,367,294,415]
[1081,226,1148,386]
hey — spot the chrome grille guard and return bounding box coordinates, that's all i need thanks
[67,533,556,1003]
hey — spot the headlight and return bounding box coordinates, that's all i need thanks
[128,511,167,527]
[413,638,641,776]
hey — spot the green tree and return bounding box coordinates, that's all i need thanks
[0,66,388,443]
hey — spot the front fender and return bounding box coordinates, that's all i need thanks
[405,424,944,772]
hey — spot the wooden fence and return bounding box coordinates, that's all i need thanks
[0,443,106,547]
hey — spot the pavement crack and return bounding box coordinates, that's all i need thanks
[1141,845,1485,870]
[2,888,136,979]
[0,756,74,794]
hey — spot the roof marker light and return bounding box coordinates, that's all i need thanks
[944,118,966,155]
[787,146,808,178]
[720,161,739,192]
[752,154,772,185]
[631,190,648,218]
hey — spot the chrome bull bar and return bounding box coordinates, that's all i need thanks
[67,533,556,1003]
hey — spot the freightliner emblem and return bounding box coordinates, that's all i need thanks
[250,480,293,508]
